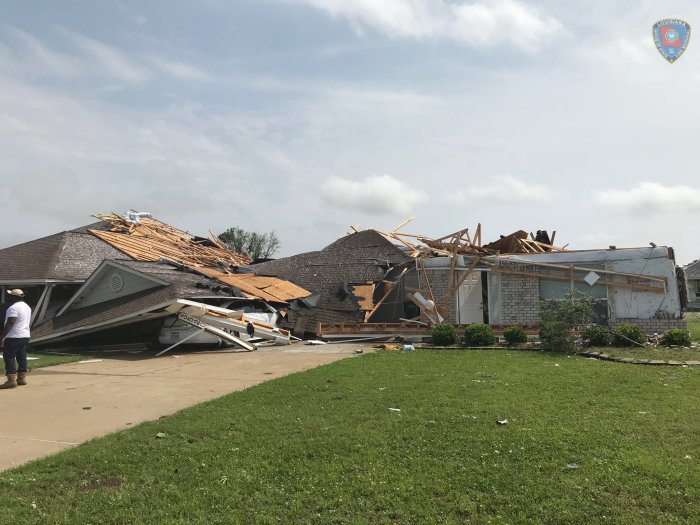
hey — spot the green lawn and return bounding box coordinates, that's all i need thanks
[0,351,83,374]
[0,350,699,524]
[685,312,700,341]
[688,322,700,341]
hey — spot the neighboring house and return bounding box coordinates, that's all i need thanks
[251,229,415,335]
[683,259,700,310]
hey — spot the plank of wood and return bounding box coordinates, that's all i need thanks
[453,257,482,291]
[365,268,409,320]
[391,217,414,234]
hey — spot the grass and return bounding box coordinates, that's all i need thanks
[0,351,83,374]
[686,313,700,341]
[690,322,700,341]
[0,350,699,524]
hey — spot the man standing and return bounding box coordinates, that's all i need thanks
[0,289,31,389]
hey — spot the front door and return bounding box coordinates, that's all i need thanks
[456,271,483,324]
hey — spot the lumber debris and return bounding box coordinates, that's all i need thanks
[92,213,252,267]
[90,212,310,303]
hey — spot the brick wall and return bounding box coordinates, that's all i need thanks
[610,317,687,334]
[500,265,540,325]
[421,269,458,323]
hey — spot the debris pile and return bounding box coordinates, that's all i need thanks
[91,212,252,267]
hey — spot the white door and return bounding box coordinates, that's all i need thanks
[456,271,483,324]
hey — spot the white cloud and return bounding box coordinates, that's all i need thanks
[292,0,563,51]
[1,27,213,85]
[61,29,151,83]
[146,56,211,81]
[321,174,427,215]
[0,75,287,226]
[594,183,700,213]
[446,176,554,203]
[5,27,83,77]
[578,37,652,65]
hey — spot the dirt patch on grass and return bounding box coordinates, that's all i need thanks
[84,477,122,491]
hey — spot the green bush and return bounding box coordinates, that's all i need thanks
[581,325,611,347]
[539,321,575,353]
[660,328,691,347]
[503,326,527,345]
[463,323,496,347]
[612,323,646,347]
[431,324,459,346]
[540,291,603,327]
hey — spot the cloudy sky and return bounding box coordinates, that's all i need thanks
[1,1,698,263]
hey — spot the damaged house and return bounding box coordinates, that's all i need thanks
[0,213,686,346]
[314,223,686,339]
[0,213,310,351]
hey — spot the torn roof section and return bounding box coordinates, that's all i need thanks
[251,229,413,327]
[90,213,252,267]
[31,259,230,343]
[88,212,310,303]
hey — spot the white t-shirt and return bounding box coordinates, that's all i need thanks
[4,301,31,339]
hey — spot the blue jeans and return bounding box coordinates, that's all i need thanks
[3,338,29,375]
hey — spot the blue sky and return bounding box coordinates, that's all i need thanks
[1,1,699,263]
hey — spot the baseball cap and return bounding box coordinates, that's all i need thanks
[7,289,25,297]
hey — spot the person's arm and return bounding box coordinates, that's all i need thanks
[0,317,16,348]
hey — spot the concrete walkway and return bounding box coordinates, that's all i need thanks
[0,344,365,471]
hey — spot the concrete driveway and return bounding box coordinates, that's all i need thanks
[0,344,366,471]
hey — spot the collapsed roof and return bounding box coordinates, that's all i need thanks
[251,229,413,329]
[89,213,310,303]
[0,212,310,348]
[31,259,224,343]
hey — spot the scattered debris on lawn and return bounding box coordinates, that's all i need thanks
[496,419,508,426]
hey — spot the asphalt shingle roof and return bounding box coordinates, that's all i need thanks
[252,230,410,292]
[0,224,124,281]
[250,230,411,322]
[685,260,700,279]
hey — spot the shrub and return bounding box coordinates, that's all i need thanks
[612,323,646,347]
[581,325,611,347]
[463,323,496,347]
[540,291,604,327]
[660,328,691,347]
[539,321,575,353]
[431,324,459,346]
[503,326,527,345]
